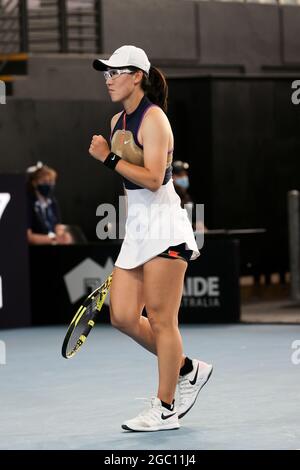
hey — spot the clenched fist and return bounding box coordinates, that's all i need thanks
[89,135,110,162]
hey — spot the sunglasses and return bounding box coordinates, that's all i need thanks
[103,69,135,81]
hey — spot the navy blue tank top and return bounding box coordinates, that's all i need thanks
[110,95,173,190]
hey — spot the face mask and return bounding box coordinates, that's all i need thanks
[175,176,189,190]
[37,184,54,198]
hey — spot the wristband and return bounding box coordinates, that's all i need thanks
[103,152,121,170]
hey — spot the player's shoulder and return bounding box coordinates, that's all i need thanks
[143,104,169,128]
[111,111,123,131]
[147,104,165,117]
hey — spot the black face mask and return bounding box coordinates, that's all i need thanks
[36,184,55,198]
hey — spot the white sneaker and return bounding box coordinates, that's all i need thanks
[122,397,180,432]
[178,359,213,419]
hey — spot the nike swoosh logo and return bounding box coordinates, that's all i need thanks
[124,140,131,144]
[161,412,176,420]
[111,155,115,160]
[189,364,199,385]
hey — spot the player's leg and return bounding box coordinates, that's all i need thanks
[110,265,187,366]
[122,256,187,432]
[142,255,213,423]
[143,256,188,405]
[109,265,156,354]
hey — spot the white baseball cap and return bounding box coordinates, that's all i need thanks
[93,45,151,75]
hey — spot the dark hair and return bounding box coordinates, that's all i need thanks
[26,164,57,194]
[128,65,168,112]
[142,66,168,113]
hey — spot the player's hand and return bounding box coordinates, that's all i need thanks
[89,135,110,162]
[56,232,73,245]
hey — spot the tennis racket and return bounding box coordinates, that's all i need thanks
[62,273,113,359]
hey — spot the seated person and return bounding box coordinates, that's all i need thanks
[172,160,206,233]
[172,160,192,207]
[26,162,73,245]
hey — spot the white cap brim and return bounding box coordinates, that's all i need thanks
[93,58,123,71]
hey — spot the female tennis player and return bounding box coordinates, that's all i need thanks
[89,45,213,432]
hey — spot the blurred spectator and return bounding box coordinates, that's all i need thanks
[172,160,192,207]
[26,162,74,245]
[172,160,207,233]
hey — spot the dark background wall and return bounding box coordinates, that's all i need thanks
[0,99,123,241]
[168,77,300,237]
[197,3,281,72]
[0,175,31,328]
[282,6,300,65]
[1,77,299,270]
[1,1,300,274]
[102,0,199,62]
[101,1,300,73]
[167,77,300,274]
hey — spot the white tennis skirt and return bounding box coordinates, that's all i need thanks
[115,179,200,269]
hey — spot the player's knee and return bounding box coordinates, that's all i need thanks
[110,314,128,331]
[109,304,137,332]
[147,310,177,334]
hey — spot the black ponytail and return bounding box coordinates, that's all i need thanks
[141,66,168,113]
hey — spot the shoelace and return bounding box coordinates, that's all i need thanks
[178,377,195,404]
[134,397,161,419]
